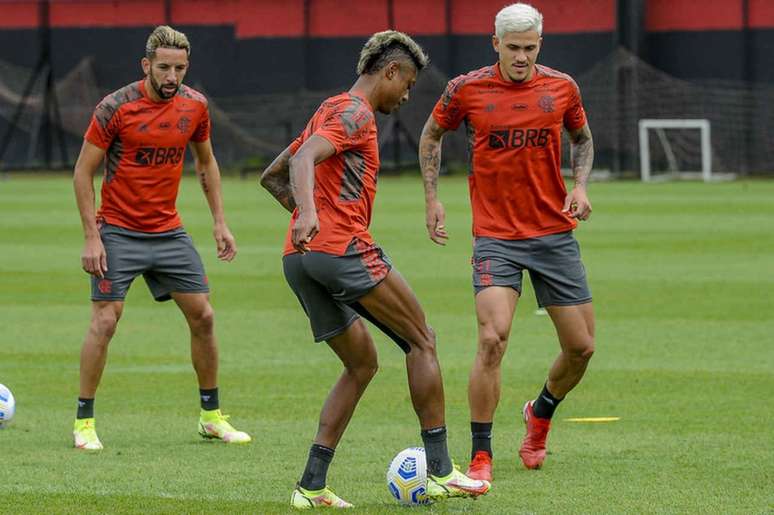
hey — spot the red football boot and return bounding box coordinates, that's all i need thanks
[466,450,493,482]
[519,400,551,469]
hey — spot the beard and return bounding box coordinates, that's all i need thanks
[149,75,179,99]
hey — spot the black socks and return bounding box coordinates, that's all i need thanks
[76,398,94,419]
[532,383,563,419]
[471,421,493,459]
[421,426,453,477]
[199,388,219,411]
[300,444,335,490]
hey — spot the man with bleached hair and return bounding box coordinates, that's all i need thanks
[419,2,596,479]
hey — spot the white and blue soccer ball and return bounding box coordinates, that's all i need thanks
[386,447,430,505]
[0,384,15,428]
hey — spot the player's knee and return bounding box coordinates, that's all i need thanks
[580,340,595,361]
[189,304,215,332]
[345,349,379,385]
[91,308,120,339]
[411,324,437,355]
[351,361,379,385]
[569,336,594,362]
[478,328,508,367]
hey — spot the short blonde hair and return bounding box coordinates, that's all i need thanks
[145,25,191,58]
[495,3,543,38]
[356,30,428,75]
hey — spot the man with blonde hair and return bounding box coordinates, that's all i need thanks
[72,25,250,450]
[261,30,490,509]
[419,2,596,479]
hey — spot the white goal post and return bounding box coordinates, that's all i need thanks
[638,119,711,182]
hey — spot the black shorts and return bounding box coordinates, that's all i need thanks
[90,223,209,302]
[282,238,392,342]
[472,231,591,307]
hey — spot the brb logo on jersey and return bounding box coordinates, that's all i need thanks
[135,147,185,166]
[488,128,550,149]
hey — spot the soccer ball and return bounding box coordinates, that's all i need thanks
[386,447,430,505]
[0,384,15,428]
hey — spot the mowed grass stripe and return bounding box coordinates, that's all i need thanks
[1,175,772,513]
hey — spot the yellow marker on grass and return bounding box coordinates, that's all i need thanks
[565,417,620,423]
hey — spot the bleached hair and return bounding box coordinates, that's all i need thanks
[146,25,191,58]
[356,30,429,76]
[495,3,543,38]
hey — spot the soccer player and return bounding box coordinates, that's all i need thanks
[72,26,250,450]
[260,31,490,509]
[419,3,595,479]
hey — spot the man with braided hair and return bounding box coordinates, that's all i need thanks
[261,30,490,509]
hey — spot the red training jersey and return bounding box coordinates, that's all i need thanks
[432,63,587,240]
[84,80,210,232]
[283,92,379,256]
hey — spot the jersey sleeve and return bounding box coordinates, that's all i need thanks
[84,98,121,149]
[314,101,373,154]
[288,115,315,155]
[563,79,587,131]
[191,105,211,142]
[432,78,467,131]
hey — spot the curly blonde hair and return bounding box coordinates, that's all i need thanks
[145,25,191,58]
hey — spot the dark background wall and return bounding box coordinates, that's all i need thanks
[2,0,773,174]
[2,0,773,94]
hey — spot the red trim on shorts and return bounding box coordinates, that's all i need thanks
[354,240,389,283]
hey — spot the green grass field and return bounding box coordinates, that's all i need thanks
[1,174,772,514]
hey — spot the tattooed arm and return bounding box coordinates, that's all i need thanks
[563,123,594,221]
[259,147,295,212]
[190,138,237,261]
[419,115,450,245]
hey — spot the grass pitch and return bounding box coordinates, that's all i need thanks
[1,174,772,514]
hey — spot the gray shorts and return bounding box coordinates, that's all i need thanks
[282,238,392,342]
[91,223,209,302]
[472,231,591,307]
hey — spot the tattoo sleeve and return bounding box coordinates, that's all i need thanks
[569,124,594,188]
[419,117,446,201]
[259,148,296,212]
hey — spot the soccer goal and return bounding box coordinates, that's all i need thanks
[638,119,713,182]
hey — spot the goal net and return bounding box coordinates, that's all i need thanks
[2,48,773,176]
[638,119,717,182]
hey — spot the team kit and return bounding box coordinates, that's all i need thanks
[72,2,595,509]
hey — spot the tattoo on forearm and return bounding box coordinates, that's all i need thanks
[570,127,594,188]
[419,123,445,198]
[264,173,296,212]
[420,142,441,195]
[260,149,296,212]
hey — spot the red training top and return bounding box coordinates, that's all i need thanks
[84,80,210,232]
[432,63,587,240]
[283,92,380,256]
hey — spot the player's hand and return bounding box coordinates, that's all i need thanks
[292,210,319,254]
[214,223,237,261]
[81,236,108,278]
[425,199,448,245]
[562,187,592,221]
